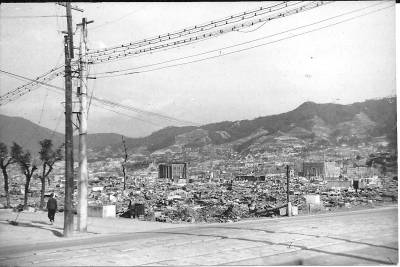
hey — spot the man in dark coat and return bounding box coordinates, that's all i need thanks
[128,200,134,218]
[47,193,57,224]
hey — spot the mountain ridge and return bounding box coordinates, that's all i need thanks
[0,97,396,155]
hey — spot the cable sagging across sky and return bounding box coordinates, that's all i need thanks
[0,69,198,127]
[87,1,332,64]
[91,1,391,79]
[86,1,290,56]
[0,1,331,106]
[0,62,80,106]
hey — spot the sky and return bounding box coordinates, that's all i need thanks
[0,1,396,138]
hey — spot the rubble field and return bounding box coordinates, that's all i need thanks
[2,175,397,224]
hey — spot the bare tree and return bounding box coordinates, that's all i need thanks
[39,139,63,209]
[121,136,128,190]
[0,142,15,208]
[11,142,38,208]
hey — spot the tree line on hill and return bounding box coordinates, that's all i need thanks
[0,139,63,209]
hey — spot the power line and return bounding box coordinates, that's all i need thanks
[0,68,65,105]
[88,1,327,63]
[0,1,327,104]
[1,15,67,19]
[90,7,146,31]
[94,96,198,126]
[0,62,80,105]
[90,102,164,127]
[87,1,290,56]
[0,69,197,126]
[94,2,393,79]
[236,20,268,33]
[93,1,384,76]
[2,1,388,106]
[38,88,49,125]
[86,1,312,61]
[51,109,64,137]
[85,28,223,66]
[84,3,304,66]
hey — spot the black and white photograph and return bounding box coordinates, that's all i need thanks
[0,1,397,266]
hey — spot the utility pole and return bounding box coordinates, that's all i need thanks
[286,165,291,217]
[121,136,128,191]
[59,1,83,238]
[63,2,74,236]
[77,17,93,232]
[58,0,84,238]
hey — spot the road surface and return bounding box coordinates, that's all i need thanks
[0,206,397,266]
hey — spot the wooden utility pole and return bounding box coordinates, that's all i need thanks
[58,0,84,238]
[63,28,74,238]
[121,136,128,191]
[77,17,93,232]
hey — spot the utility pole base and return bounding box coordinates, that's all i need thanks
[287,202,292,217]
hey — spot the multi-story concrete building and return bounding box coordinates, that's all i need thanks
[303,161,341,179]
[158,162,187,182]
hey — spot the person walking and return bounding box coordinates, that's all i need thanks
[46,193,57,225]
[128,199,134,219]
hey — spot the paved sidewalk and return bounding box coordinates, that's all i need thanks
[0,206,397,266]
[0,209,192,247]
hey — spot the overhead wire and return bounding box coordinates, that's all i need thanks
[90,102,164,127]
[94,96,198,126]
[87,1,311,62]
[0,69,198,126]
[51,110,64,138]
[88,4,303,65]
[0,61,79,105]
[54,3,61,33]
[88,1,323,63]
[93,1,392,79]
[2,1,389,109]
[88,1,330,64]
[90,7,146,31]
[236,20,268,33]
[93,1,383,76]
[36,46,64,128]
[0,68,64,105]
[38,89,48,125]
[87,66,96,117]
[1,15,67,19]
[87,1,291,56]
[85,29,223,66]
[0,1,325,104]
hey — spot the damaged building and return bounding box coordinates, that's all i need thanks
[159,162,188,182]
[302,161,340,179]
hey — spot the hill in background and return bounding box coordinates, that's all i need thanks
[0,97,396,156]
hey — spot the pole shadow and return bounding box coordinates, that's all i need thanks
[1,220,63,237]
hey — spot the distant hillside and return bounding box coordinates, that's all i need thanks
[0,115,133,154]
[0,97,396,156]
[83,133,127,149]
[0,114,64,154]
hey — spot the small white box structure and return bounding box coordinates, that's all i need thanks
[88,205,116,218]
[291,206,298,216]
[305,194,321,205]
[279,207,287,216]
[92,186,103,192]
[305,194,322,214]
